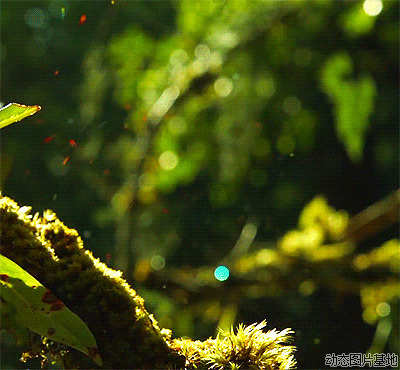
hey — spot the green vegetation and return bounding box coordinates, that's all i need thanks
[0,103,41,129]
[1,254,101,366]
[1,195,295,368]
[1,0,398,368]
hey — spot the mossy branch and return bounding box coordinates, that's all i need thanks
[0,194,296,369]
[139,191,399,328]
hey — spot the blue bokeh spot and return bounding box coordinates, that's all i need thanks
[214,265,230,281]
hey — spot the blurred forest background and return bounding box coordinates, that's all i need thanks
[1,0,399,368]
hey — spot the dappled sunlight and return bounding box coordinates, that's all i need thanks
[1,0,398,368]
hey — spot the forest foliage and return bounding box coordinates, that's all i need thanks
[1,0,399,368]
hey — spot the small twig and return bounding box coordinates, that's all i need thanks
[344,189,400,244]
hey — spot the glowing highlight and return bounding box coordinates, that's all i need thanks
[214,265,230,281]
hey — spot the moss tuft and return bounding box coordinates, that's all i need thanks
[171,320,296,369]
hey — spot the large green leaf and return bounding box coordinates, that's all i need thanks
[0,103,41,129]
[0,255,102,366]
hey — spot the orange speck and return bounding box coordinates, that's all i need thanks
[123,104,131,110]
[43,135,55,143]
[103,169,110,176]
[69,139,77,147]
[63,156,70,165]
[54,70,59,76]
[162,208,169,214]
[79,14,87,25]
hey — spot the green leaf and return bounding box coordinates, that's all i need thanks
[320,53,376,162]
[0,103,41,129]
[0,255,102,366]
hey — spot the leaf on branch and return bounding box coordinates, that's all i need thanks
[0,255,102,366]
[0,103,41,129]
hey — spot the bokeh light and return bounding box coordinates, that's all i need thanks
[111,191,133,214]
[209,51,223,69]
[170,49,189,65]
[214,265,230,281]
[48,155,69,176]
[210,30,238,49]
[376,302,390,317]
[363,0,383,16]
[151,255,166,270]
[256,249,277,265]
[148,86,180,120]
[138,211,153,228]
[195,43,211,59]
[159,151,179,170]
[214,77,233,97]
[24,8,49,29]
[255,77,276,98]
[299,279,316,296]
[282,96,301,116]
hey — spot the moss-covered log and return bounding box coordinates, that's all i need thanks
[0,195,296,369]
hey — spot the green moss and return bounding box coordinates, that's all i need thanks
[171,321,296,369]
[0,195,183,369]
[1,194,296,369]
